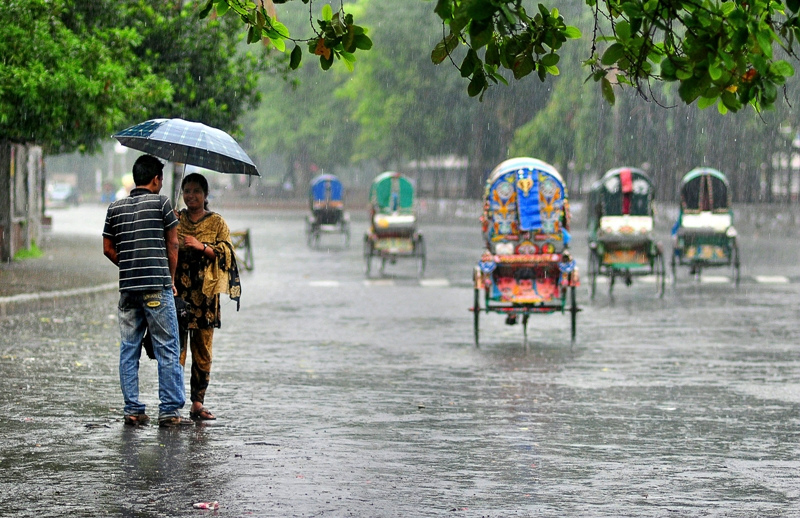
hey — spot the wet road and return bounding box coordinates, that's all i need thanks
[1,204,799,517]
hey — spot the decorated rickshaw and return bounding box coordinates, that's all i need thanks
[363,172,425,277]
[587,167,666,298]
[305,174,350,248]
[671,167,740,284]
[471,158,579,346]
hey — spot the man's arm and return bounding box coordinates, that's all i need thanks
[165,226,179,289]
[103,236,118,266]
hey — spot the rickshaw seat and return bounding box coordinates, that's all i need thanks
[680,212,732,232]
[312,207,343,225]
[598,215,653,241]
[372,212,416,236]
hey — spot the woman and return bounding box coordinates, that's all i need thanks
[176,173,241,421]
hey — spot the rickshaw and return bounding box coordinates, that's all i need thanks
[305,174,350,248]
[587,167,666,298]
[363,171,425,277]
[671,167,740,284]
[471,157,579,346]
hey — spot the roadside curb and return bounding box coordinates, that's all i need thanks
[0,282,118,318]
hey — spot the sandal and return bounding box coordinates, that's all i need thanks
[189,407,216,421]
[124,413,150,426]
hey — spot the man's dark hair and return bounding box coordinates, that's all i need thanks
[132,155,164,186]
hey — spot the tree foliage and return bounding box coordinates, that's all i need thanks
[209,0,800,112]
[0,0,171,153]
[0,0,276,154]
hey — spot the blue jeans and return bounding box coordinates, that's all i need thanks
[118,289,185,418]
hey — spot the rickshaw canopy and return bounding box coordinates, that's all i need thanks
[310,174,344,204]
[370,172,414,213]
[483,157,570,247]
[680,167,731,212]
[589,167,654,219]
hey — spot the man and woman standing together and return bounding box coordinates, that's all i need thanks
[103,154,240,427]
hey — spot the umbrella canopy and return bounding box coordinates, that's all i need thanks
[113,118,259,176]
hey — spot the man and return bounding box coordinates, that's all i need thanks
[103,154,192,427]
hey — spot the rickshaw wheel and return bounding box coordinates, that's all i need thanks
[473,288,480,347]
[363,235,373,277]
[569,285,578,343]
[588,248,599,299]
[342,222,351,248]
[416,235,426,278]
[522,313,529,348]
[305,219,314,247]
[654,251,666,298]
[670,250,678,284]
[732,242,741,286]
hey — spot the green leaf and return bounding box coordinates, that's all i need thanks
[545,65,560,76]
[708,63,722,81]
[616,20,631,42]
[247,26,259,44]
[461,49,479,77]
[660,58,677,80]
[321,4,333,21]
[468,71,487,97]
[431,33,458,64]
[678,76,703,103]
[762,81,777,104]
[320,52,334,71]
[601,76,615,105]
[697,96,717,109]
[270,19,290,39]
[720,2,737,16]
[720,90,742,111]
[270,35,286,52]
[563,26,581,39]
[465,0,497,20]
[540,53,559,67]
[354,34,372,51]
[215,2,229,16]
[770,60,794,77]
[787,0,800,12]
[289,45,302,69]
[199,0,214,19]
[485,40,500,65]
[469,21,493,49]
[601,43,625,66]
[434,0,453,20]
[512,53,535,79]
[757,29,773,59]
[341,51,355,72]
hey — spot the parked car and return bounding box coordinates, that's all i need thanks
[46,183,80,207]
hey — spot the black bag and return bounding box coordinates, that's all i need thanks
[141,297,191,360]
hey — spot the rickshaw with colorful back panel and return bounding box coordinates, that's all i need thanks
[587,167,666,298]
[671,167,740,285]
[363,171,425,277]
[305,173,350,248]
[471,158,579,346]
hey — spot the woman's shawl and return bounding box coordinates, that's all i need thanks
[179,210,241,310]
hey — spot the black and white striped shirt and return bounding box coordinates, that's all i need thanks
[103,188,178,292]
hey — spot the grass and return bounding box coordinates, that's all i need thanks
[13,243,43,260]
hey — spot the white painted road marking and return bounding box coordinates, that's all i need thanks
[754,275,790,284]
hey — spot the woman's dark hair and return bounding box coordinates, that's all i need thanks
[181,173,210,209]
[132,155,164,186]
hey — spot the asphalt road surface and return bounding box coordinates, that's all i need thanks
[0,204,798,517]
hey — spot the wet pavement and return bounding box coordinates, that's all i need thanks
[0,204,799,517]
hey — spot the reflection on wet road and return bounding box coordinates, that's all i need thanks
[0,206,798,516]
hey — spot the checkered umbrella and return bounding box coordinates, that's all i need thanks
[112,118,259,176]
